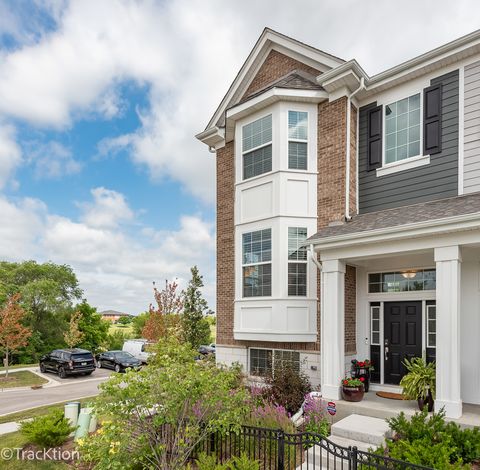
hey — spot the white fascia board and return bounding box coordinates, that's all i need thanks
[195,126,225,147]
[226,88,328,120]
[310,212,480,251]
[202,29,344,135]
[319,29,480,97]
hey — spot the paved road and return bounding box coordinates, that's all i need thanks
[0,368,113,415]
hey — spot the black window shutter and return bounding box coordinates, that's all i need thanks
[367,105,382,171]
[423,84,442,155]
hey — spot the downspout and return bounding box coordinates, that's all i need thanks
[345,77,365,221]
[309,243,324,389]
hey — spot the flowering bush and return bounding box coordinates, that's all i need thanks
[301,395,329,437]
[351,359,373,370]
[342,377,364,387]
[246,402,295,433]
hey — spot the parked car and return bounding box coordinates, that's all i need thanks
[96,350,142,373]
[198,344,215,355]
[39,348,95,379]
[122,339,154,363]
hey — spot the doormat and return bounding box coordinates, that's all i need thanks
[376,391,405,400]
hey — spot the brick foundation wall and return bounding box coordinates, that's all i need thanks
[243,50,320,99]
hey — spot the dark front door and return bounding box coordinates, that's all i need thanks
[384,301,422,385]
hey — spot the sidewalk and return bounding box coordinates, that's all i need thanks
[0,421,20,435]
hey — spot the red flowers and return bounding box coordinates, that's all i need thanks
[359,377,365,382]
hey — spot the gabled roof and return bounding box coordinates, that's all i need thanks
[197,28,344,141]
[240,69,323,103]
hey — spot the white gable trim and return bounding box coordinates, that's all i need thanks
[198,28,344,141]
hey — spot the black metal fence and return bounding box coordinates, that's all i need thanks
[193,425,433,470]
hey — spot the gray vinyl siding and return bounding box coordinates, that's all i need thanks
[464,60,480,194]
[359,70,459,213]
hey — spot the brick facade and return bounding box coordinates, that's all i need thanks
[243,50,320,99]
[216,54,357,356]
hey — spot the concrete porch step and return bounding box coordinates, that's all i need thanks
[327,435,373,452]
[331,414,391,447]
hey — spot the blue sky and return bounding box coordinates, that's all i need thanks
[0,0,478,314]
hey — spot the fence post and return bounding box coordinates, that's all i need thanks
[277,430,285,470]
[350,446,358,470]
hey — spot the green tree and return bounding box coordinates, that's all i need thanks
[0,261,83,361]
[64,310,84,348]
[132,311,149,337]
[74,301,109,354]
[117,315,132,326]
[182,266,211,348]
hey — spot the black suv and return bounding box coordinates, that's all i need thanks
[39,348,95,378]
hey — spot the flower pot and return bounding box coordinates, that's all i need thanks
[342,385,365,402]
[417,390,435,412]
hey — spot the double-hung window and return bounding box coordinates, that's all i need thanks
[288,227,307,296]
[242,229,272,297]
[288,111,308,170]
[385,94,421,164]
[242,114,272,179]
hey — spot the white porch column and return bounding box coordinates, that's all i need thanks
[434,246,462,418]
[321,259,345,400]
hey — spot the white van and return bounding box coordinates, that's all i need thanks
[122,339,154,363]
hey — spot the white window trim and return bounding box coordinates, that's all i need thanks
[287,226,308,297]
[241,228,272,299]
[370,305,381,346]
[287,109,308,171]
[376,153,430,177]
[248,347,300,377]
[426,304,436,349]
[242,113,273,181]
[377,92,428,177]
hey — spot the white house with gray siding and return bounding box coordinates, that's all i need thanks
[197,28,480,420]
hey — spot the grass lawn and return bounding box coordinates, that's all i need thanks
[0,371,48,389]
[0,396,97,425]
[0,432,68,469]
[0,363,37,372]
[109,323,134,336]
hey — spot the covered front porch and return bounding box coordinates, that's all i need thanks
[309,194,480,419]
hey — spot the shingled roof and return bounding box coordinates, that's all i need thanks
[308,192,480,242]
[240,69,323,103]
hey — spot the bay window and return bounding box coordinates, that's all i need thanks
[288,111,308,170]
[242,114,272,179]
[288,227,307,296]
[242,229,272,297]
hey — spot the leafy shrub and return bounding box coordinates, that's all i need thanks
[301,395,329,437]
[264,363,311,414]
[400,357,435,400]
[20,409,74,447]
[195,453,259,470]
[104,329,132,350]
[375,410,480,467]
[246,402,295,433]
[79,335,249,470]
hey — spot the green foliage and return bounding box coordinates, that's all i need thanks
[264,363,311,414]
[104,329,132,351]
[73,301,109,353]
[79,335,249,469]
[20,409,74,448]
[0,261,83,362]
[117,316,132,325]
[182,266,211,348]
[195,453,259,470]
[376,410,480,467]
[131,312,149,337]
[400,357,436,400]
[301,395,329,437]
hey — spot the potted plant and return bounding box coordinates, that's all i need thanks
[351,359,374,392]
[400,357,436,411]
[341,377,365,402]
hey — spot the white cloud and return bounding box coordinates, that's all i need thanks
[0,124,22,190]
[1,189,215,314]
[79,187,134,229]
[1,0,478,203]
[26,140,81,180]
